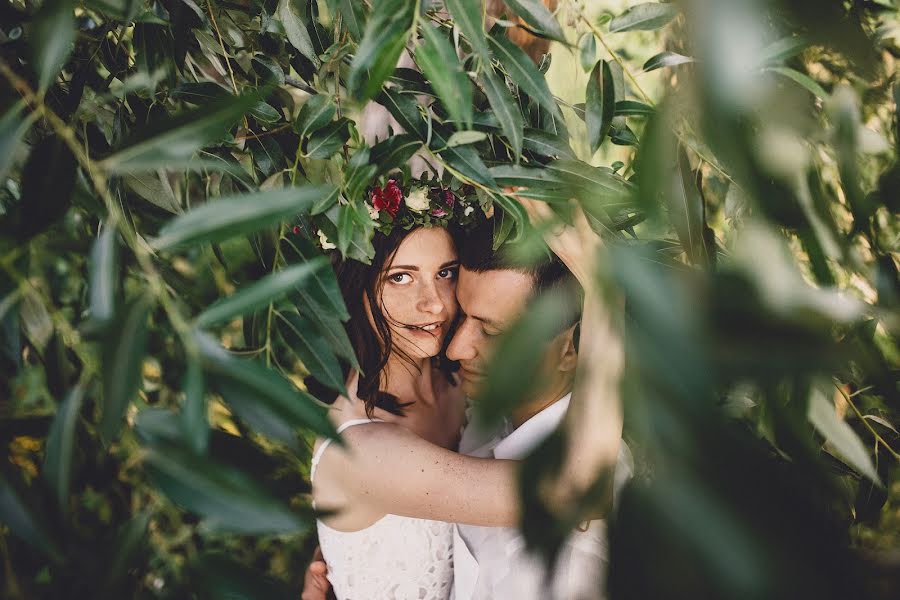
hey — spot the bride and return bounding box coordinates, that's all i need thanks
[307,181,619,600]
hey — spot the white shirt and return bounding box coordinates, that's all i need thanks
[452,394,633,600]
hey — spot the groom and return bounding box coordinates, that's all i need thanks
[302,218,630,600]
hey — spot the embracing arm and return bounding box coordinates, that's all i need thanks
[324,422,520,527]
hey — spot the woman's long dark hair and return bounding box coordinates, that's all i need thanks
[306,226,458,417]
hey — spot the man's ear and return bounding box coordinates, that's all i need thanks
[557,323,579,372]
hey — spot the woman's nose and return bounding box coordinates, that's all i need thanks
[417,281,445,315]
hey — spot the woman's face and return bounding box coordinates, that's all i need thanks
[375,227,459,361]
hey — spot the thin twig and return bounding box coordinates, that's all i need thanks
[834,380,900,461]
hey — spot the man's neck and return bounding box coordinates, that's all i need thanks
[510,380,573,428]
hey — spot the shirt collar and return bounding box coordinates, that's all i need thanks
[492,393,571,460]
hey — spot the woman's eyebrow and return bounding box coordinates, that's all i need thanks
[387,261,459,272]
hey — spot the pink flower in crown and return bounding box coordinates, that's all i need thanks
[431,188,455,217]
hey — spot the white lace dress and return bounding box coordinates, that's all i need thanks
[311,419,455,600]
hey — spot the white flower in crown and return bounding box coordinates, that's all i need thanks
[405,186,430,212]
[367,203,380,220]
[317,229,336,250]
[464,205,474,216]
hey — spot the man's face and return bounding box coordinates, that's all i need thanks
[445,267,534,397]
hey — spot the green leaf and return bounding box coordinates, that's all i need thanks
[579,33,597,72]
[615,100,655,117]
[586,60,616,153]
[522,128,576,159]
[488,33,562,120]
[305,119,349,159]
[278,0,320,66]
[195,330,338,442]
[758,35,810,66]
[432,131,497,187]
[416,22,474,130]
[195,259,327,328]
[43,386,84,510]
[808,386,881,486]
[0,475,62,561]
[338,0,366,41]
[765,66,828,100]
[99,511,151,594]
[123,172,181,213]
[103,90,264,173]
[0,101,36,182]
[446,130,489,147]
[30,0,76,90]
[152,185,336,250]
[248,101,283,124]
[643,51,695,72]
[101,297,152,442]
[668,147,709,266]
[281,236,350,321]
[182,357,209,454]
[370,134,423,175]
[489,164,566,189]
[278,311,346,395]
[502,0,566,43]
[143,439,311,533]
[609,3,679,32]
[294,94,336,138]
[347,0,415,102]
[445,0,492,61]
[189,554,298,600]
[481,66,524,160]
[378,87,428,138]
[87,224,118,330]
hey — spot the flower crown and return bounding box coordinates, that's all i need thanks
[309,176,488,252]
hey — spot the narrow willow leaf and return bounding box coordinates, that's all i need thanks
[446,130,489,147]
[489,165,566,188]
[152,185,336,250]
[123,172,180,213]
[481,66,524,160]
[294,94,336,138]
[281,236,349,320]
[88,223,118,327]
[370,135,423,175]
[432,129,497,187]
[488,33,562,120]
[548,159,634,198]
[615,100,655,117]
[195,259,327,328]
[182,357,209,454]
[43,386,84,510]
[416,22,473,130]
[765,66,828,100]
[503,0,566,43]
[758,35,810,66]
[808,387,881,486]
[609,2,679,33]
[0,101,36,182]
[305,119,349,159]
[100,511,151,594]
[378,87,428,139]
[643,51,695,72]
[248,101,282,123]
[347,0,415,102]
[669,147,708,266]
[143,440,310,533]
[278,0,320,66]
[30,0,75,90]
[339,0,366,40]
[101,297,152,442]
[344,148,377,201]
[278,311,346,395]
[579,33,597,73]
[194,330,337,441]
[586,60,616,153]
[445,0,491,60]
[103,90,264,173]
[0,475,62,561]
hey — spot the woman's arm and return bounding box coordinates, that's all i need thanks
[322,422,521,527]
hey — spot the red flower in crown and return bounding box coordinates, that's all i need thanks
[371,180,402,218]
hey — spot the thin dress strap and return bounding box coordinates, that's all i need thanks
[310,418,383,483]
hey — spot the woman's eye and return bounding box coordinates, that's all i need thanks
[389,273,412,284]
[437,267,458,279]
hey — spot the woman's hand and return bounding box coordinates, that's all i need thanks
[508,190,601,287]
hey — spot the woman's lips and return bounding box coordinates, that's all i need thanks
[405,321,444,337]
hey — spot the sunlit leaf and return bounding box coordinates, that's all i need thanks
[347,0,415,102]
[586,60,616,153]
[481,66,524,160]
[808,386,881,486]
[502,0,566,42]
[416,22,473,130]
[278,0,320,66]
[609,2,679,33]
[152,185,336,250]
[445,0,491,61]
[489,32,562,120]
[195,259,327,328]
[643,51,695,72]
[765,66,828,100]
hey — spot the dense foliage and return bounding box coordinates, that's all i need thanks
[1,0,897,598]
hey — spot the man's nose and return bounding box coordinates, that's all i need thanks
[446,319,476,361]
